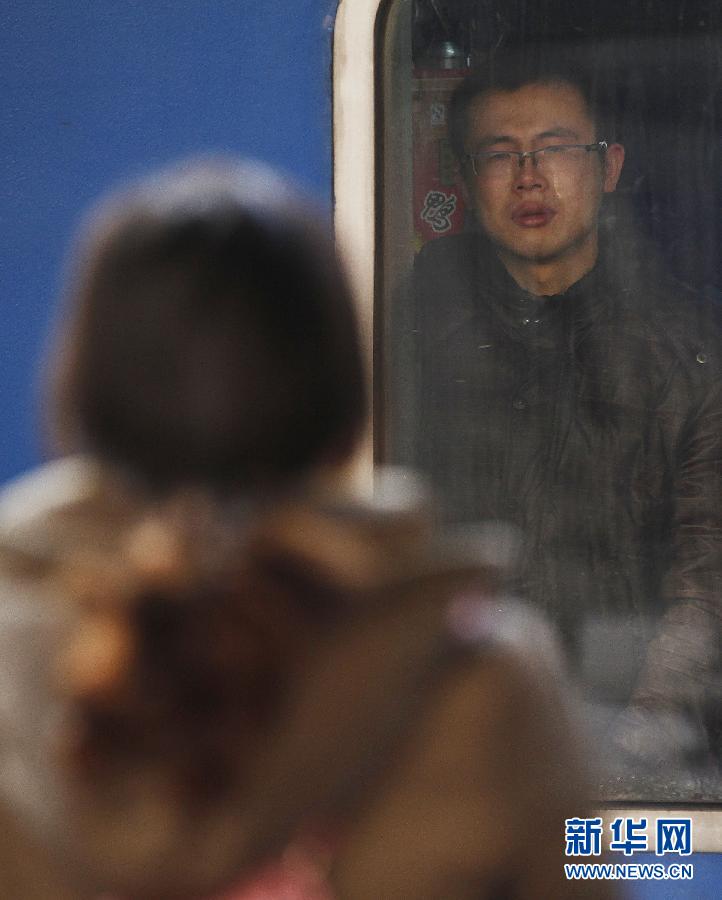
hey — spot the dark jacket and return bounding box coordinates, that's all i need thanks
[400,228,722,673]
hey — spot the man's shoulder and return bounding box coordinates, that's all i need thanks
[411,232,492,325]
[627,271,722,377]
[598,245,722,378]
[414,231,480,272]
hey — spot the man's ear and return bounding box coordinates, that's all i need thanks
[602,143,625,193]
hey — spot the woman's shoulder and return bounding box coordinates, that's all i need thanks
[0,456,102,525]
[0,456,146,580]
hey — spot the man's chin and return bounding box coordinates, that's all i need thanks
[494,239,563,266]
[492,231,596,267]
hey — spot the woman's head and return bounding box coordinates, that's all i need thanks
[50,159,366,493]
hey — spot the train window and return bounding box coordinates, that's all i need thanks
[334,0,722,808]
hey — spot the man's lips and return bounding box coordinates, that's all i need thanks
[511,204,556,227]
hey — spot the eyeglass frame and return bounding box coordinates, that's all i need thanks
[465,141,608,177]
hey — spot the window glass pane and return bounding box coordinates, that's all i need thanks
[380,0,722,801]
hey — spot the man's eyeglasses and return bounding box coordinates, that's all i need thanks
[466,141,608,177]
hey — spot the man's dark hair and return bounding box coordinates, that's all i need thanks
[49,159,367,492]
[449,49,612,163]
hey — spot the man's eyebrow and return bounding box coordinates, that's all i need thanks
[536,127,581,141]
[472,126,582,150]
[473,134,516,149]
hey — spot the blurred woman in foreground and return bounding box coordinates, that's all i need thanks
[0,160,610,898]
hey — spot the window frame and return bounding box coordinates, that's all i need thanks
[333,0,382,489]
[332,0,722,845]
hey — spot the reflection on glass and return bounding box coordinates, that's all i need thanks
[380,0,722,801]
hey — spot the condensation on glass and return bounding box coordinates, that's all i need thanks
[378,0,722,801]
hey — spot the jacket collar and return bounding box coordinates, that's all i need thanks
[472,230,616,345]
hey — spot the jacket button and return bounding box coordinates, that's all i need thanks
[513,397,527,410]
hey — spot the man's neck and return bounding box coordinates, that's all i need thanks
[495,238,599,297]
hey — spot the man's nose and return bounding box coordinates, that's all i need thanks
[514,154,545,191]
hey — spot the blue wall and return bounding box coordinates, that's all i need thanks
[1,0,338,483]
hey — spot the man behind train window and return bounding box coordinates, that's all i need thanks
[408,50,722,780]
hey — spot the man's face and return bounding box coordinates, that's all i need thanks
[463,81,624,271]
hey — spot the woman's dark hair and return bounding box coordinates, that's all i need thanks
[49,159,366,492]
